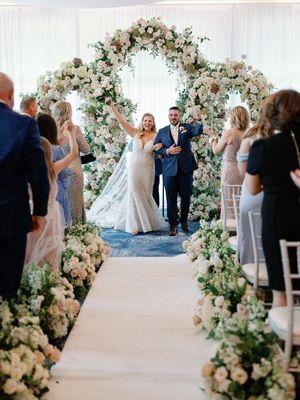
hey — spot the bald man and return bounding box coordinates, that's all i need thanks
[0,72,49,299]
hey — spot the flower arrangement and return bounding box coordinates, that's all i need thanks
[202,315,295,399]
[62,223,109,296]
[19,263,80,341]
[0,222,109,398]
[35,18,273,219]
[184,221,296,398]
[0,300,60,399]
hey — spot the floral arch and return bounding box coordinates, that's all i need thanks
[36,17,272,219]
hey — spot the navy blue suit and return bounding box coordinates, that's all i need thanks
[154,122,203,225]
[0,102,49,298]
[153,156,162,207]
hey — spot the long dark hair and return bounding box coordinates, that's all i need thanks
[37,114,59,145]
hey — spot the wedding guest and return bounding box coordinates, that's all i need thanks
[246,89,300,307]
[207,106,249,220]
[37,114,72,225]
[26,124,78,270]
[0,72,49,298]
[52,101,90,224]
[237,121,273,264]
[20,96,38,118]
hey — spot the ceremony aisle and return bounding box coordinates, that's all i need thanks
[44,255,211,400]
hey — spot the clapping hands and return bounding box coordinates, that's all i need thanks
[63,120,75,135]
[193,106,202,121]
[204,126,217,137]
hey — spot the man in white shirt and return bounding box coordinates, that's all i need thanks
[154,106,203,236]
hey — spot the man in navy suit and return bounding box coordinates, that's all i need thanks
[154,106,203,236]
[0,72,50,299]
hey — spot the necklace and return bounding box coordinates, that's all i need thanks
[291,131,300,167]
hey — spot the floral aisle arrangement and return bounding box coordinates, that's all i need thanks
[62,223,110,297]
[0,223,109,398]
[19,263,80,341]
[183,221,252,336]
[0,300,60,399]
[183,221,296,399]
[35,18,273,219]
[202,314,296,399]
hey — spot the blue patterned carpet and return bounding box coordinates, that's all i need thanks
[101,222,200,257]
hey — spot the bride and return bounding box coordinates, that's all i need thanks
[88,100,167,234]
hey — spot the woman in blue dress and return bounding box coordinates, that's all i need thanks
[37,114,72,225]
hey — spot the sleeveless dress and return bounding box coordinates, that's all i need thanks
[51,144,72,226]
[61,126,89,225]
[237,149,263,264]
[25,180,64,270]
[114,134,167,233]
[221,136,243,220]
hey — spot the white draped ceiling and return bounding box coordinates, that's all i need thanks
[1,0,300,8]
[1,2,299,127]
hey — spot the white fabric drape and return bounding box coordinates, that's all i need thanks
[1,4,300,126]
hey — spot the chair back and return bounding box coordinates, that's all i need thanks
[221,184,242,230]
[232,194,241,240]
[248,211,264,288]
[279,239,300,370]
[280,239,300,308]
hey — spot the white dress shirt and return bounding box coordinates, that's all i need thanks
[170,123,179,145]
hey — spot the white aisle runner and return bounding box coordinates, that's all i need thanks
[44,256,212,400]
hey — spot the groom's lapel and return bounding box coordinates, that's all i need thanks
[177,123,184,146]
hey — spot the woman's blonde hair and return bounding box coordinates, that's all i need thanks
[244,121,273,140]
[137,113,156,134]
[230,106,250,131]
[52,100,72,132]
[41,137,56,182]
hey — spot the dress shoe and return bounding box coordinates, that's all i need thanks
[181,222,190,232]
[169,225,178,237]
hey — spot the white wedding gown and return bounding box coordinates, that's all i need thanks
[88,133,167,234]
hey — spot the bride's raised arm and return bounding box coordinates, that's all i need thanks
[106,99,137,137]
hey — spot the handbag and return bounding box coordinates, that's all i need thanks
[80,153,96,164]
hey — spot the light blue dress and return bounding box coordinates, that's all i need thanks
[51,145,72,226]
[236,152,263,264]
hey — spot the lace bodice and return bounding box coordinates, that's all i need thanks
[132,134,155,158]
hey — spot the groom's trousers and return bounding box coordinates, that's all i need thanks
[0,231,27,299]
[153,175,160,207]
[164,167,193,226]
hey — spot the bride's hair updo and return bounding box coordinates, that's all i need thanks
[52,100,72,133]
[138,113,156,134]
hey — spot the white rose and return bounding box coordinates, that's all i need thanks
[231,367,248,385]
[214,296,224,307]
[218,378,231,392]
[214,366,228,383]
[3,378,18,394]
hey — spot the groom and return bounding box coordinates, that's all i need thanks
[154,106,203,236]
